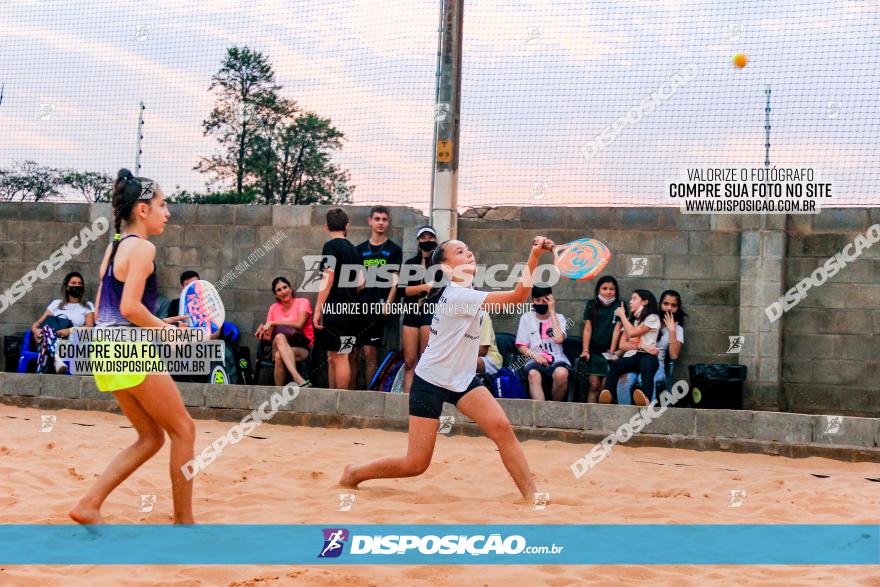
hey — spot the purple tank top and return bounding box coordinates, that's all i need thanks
[96,235,158,327]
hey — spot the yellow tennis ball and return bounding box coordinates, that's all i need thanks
[733,52,748,68]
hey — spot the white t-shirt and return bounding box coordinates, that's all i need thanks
[656,325,685,365]
[622,313,662,358]
[415,283,489,392]
[515,311,569,365]
[46,299,95,327]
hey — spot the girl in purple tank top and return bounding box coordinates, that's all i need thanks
[70,168,197,526]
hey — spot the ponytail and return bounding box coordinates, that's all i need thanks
[109,168,156,263]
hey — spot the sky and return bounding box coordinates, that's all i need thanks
[0,0,877,209]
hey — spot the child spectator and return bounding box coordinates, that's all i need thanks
[579,276,622,402]
[515,286,569,401]
[600,289,661,407]
[477,310,503,376]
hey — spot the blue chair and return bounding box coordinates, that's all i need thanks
[220,321,239,343]
[17,331,39,373]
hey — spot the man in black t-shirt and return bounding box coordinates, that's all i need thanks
[314,208,363,390]
[351,205,403,387]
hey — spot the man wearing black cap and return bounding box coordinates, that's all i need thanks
[351,205,403,386]
[515,285,570,401]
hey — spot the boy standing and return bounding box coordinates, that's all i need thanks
[351,206,402,387]
[313,208,363,390]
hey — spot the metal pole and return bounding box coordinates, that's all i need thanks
[135,101,145,175]
[764,88,771,168]
[429,0,445,226]
[430,0,462,241]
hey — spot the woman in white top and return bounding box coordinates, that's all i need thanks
[599,289,661,407]
[30,271,95,373]
[340,236,554,501]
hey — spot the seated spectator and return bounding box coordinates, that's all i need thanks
[255,276,313,387]
[167,270,200,318]
[515,286,569,401]
[477,310,503,376]
[30,271,94,374]
[600,289,661,407]
[617,289,686,402]
[579,276,622,402]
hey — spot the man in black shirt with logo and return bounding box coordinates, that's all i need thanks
[314,208,363,390]
[351,205,403,387]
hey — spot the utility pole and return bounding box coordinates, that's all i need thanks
[764,87,771,168]
[430,0,463,241]
[135,101,145,175]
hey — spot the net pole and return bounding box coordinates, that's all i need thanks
[430,0,462,241]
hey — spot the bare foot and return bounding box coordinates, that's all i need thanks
[338,464,359,489]
[69,503,106,525]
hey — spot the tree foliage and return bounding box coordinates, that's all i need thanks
[198,46,353,205]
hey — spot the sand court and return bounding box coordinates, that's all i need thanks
[1,404,878,585]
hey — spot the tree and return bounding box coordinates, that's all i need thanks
[167,187,257,204]
[199,46,353,205]
[62,170,112,202]
[0,161,63,201]
[197,46,287,195]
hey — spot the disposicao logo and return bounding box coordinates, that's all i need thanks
[318,528,349,558]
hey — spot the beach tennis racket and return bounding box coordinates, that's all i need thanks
[390,365,405,394]
[541,237,611,281]
[180,279,225,335]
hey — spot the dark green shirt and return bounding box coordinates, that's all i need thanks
[582,299,616,352]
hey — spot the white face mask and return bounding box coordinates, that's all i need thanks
[598,294,615,305]
[633,304,644,318]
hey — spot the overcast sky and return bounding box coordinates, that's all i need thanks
[1,0,877,209]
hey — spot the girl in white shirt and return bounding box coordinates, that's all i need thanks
[599,289,661,407]
[339,236,553,501]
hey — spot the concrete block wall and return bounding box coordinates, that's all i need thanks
[459,207,743,386]
[781,210,880,416]
[1,203,877,417]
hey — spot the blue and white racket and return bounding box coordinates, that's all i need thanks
[180,279,225,335]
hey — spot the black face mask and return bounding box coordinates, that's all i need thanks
[533,303,549,315]
[67,286,84,298]
[418,240,437,252]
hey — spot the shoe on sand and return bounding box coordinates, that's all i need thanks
[598,389,612,404]
[633,389,649,406]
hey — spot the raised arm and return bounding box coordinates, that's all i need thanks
[483,236,552,308]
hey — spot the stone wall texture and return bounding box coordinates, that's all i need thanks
[1,203,877,416]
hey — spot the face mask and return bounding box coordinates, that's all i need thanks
[633,304,644,318]
[533,303,549,315]
[598,294,615,305]
[67,286,84,297]
[418,240,437,252]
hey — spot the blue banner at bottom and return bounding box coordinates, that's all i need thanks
[0,525,877,565]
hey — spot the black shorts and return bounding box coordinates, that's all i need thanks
[523,360,570,385]
[409,373,483,419]
[359,315,386,347]
[321,317,361,354]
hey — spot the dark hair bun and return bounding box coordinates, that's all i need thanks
[117,168,134,182]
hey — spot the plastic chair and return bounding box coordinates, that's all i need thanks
[17,331,39,373]
[220,321,239,344]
